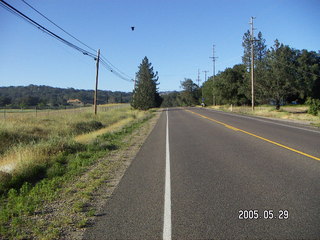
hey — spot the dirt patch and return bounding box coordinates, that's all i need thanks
[29,110,162,239]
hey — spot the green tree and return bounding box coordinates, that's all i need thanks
[179,79,199,106]
[296,49,320,101]
[202,65,249,106]
[242,30,267,68]
[131,57,162,110]
[160,91,180,107]
[262,40,298,109]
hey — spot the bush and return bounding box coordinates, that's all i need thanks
[306,98,320,116]
[71,121,104,135]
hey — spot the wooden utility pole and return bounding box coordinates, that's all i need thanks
[203,70,209,82]
[197,69,201,87]
[202,70,209,104]
[210,45,218,105]
[250,17,255,111]
[94,49,100,115]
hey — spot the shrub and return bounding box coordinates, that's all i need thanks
[70,121,104,135]
[306,98,320,116]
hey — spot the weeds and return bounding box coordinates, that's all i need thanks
[209,104,320,126]
[0,108,153,239]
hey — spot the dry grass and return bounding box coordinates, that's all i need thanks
[75,110,147,144]
[208,105,320,126]
[0,104,148,174]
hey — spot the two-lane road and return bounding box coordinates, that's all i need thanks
[84,107,320,239]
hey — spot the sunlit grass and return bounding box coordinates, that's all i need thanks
[208,104,320,126]
[0,107,154,239]
[0,104,139,175]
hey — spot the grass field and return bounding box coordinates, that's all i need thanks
[207,104,320,127]
[0,103,155,239]
[0,104,147,190]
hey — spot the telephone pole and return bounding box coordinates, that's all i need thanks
[94,49,100,115]
[197,69,201,87]
[202,70,209,104]
[203,70,209,82]
[209,45,218,105]
[250,17,255,111]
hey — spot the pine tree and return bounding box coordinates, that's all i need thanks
[262,40,298,109]
[242,30,252,69]
[131,57,162,110]
[242,31,267,68]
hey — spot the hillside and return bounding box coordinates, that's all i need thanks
[0,85,132,108]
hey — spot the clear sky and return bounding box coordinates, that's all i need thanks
[1,0,319,92]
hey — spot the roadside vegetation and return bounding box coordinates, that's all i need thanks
[0,104,155,239]
[208,104,320,127]
[160,31,319,126]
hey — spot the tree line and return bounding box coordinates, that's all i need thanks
[0,85,132,108]
[162,31,320,110]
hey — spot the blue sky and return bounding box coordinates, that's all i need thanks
[1,0,319,92]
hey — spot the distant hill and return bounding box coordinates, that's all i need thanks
[0,85,132,108]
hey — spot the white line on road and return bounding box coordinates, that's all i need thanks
[203,108,320,134]
[163,109,172,240]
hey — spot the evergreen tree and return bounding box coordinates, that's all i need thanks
[179,78,199,106]
[131,57,162,110]
[242,30,252,70]
[263,40,298,109]
[242,30,267,68]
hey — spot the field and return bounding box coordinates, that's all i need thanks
[208,105,320,127]
[0,103,156,238]
[0,104,148,189]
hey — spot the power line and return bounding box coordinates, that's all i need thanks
[20,0,97,53]
[1,0,134,84]
[100,54,133,79]
[0,0,96,59]
[99,58,134,83]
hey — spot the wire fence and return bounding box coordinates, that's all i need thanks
[0,104,130,121]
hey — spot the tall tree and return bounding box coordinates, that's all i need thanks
[242,30,252,69]
[131,57,162,110]
[262,40,298,109]
[255,31,267,62]
[242,30,267,68]
[296,49,320,100]
[179,78,199,106]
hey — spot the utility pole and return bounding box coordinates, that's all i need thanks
[202,70,209,104]
[250,17,255,111]
[202,70,209,82]
[209,45,218,105]
[197,69,201,87]
[197,69,202,104]
[94,49,100,115]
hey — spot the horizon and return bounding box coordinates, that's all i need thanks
[1,0,319,92]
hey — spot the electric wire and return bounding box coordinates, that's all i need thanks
[20,0,96,53]
[0,0,96,59]
[100,54,133,79]
[100,59,134,82]
[1,0,134,84]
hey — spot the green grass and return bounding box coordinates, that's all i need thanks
[0,110,154,239]
[0,104,145,187]
[208,104,320,126]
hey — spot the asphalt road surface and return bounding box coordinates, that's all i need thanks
[84,107,320,240]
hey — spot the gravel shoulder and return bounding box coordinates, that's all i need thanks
[29,110,162,239]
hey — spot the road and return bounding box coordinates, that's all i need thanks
[84,107,320,239]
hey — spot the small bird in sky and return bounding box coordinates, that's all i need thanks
[131,26,135,31]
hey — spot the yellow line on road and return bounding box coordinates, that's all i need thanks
[185,109,320,161]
